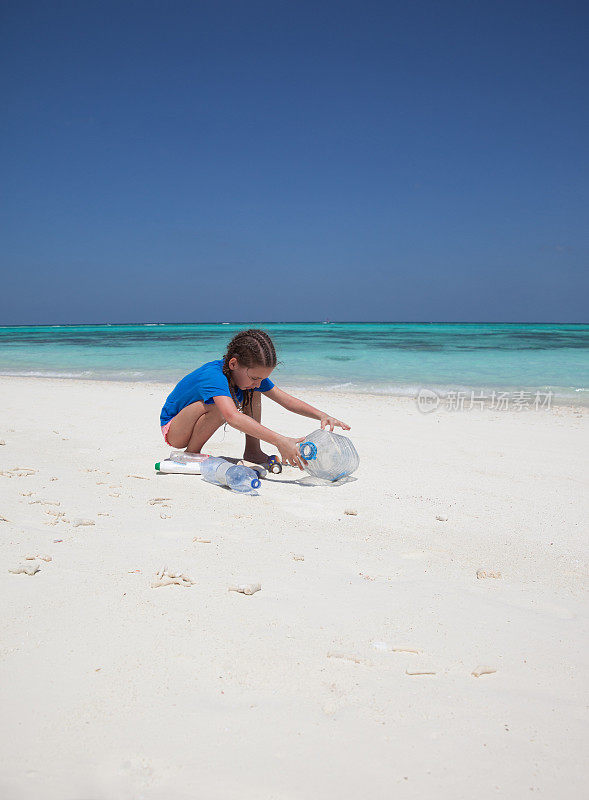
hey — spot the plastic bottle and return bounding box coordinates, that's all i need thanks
[225,464,262,494]
[298,429,359,482]
[169,451,209,464]
[155,452,210,474]
[201,457,261,494]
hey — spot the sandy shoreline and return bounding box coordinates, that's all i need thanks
[1,376,587,799]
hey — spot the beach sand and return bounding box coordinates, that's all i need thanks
[0,376,587,799]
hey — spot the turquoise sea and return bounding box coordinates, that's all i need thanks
[0,323,588,405]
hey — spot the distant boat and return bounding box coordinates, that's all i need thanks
[222,322,230,325]
[322,319,331,324]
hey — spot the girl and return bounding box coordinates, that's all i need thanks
[160,328,350,470]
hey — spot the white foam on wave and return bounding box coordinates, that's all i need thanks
[0,370,586,405]
[0,369,149,381]
[0,370,94,379]
[281,381,589,406]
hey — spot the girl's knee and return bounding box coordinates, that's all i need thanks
[166,428,185,448]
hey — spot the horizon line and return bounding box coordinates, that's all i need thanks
[1,320,588,328]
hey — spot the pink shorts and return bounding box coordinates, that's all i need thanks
[161,419,174,445]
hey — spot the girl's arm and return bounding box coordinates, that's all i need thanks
[264,386,350,431]
[212,395,306,468]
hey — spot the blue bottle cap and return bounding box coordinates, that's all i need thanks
[299,441,317,460]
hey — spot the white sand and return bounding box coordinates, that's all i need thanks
[0,376,587,799]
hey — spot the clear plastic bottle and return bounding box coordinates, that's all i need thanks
[169,451,210,465]
[201,457,261,494]
[225,464,262,494]
[298,429,359,482]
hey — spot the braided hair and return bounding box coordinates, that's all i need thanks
[222,329,277,412]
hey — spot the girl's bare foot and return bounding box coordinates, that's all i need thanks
[242,448,272,465]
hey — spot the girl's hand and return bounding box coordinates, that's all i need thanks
[320,415,351,432]
[277,436,307,470]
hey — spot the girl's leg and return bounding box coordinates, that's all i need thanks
[242,392,271,462]
[165,401,224,452]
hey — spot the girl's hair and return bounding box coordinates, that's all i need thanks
[222,328,277,411]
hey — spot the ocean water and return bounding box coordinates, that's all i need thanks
[0,322,588,405]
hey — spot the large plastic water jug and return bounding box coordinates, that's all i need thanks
[298,429,359,482]
[201,457,261,494]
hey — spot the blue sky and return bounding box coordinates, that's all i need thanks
[1,0,587,323]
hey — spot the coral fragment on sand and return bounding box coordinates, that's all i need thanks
[73,519,95,527]
[9,563,40,575]
[151,567,195,588]
[25,554,52,562]
[472,665,497,677]
[344,509,358,516]
[228,583,261,595]
[44,510,69,525]
[476,569,502,579]
[1,468,36,478]
[327,651,371,666]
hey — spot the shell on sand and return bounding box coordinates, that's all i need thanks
[73,519,95,527]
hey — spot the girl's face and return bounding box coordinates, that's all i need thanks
[228,357,273,390]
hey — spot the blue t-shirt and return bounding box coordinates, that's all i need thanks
[160,359,275,426]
